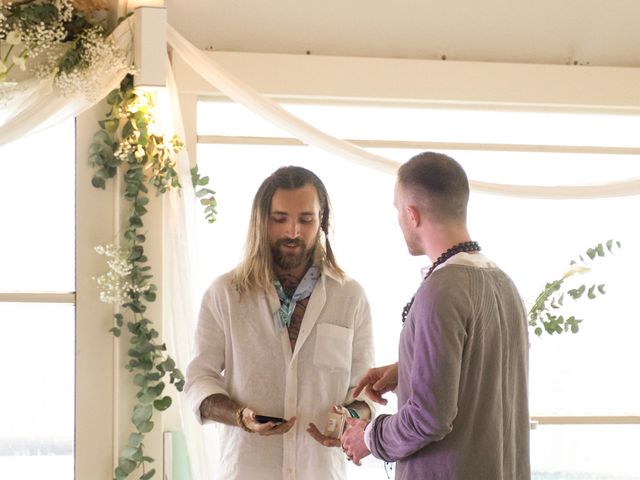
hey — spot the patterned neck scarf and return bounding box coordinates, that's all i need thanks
[273,266,321,330]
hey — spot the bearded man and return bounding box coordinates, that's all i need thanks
[186,166,375,480]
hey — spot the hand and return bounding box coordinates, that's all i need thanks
[352,363,398,405]
[306,422,342,447]
[242,408,296,436]
[306,405,344,447]
[341,417,371,466]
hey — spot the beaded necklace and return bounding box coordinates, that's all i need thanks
[401,241,481,324]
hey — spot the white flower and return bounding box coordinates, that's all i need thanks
[93,242,151,305]
[562,264,592,279]
[11,55,26,71]
[6,30,21,45]
[134,145,145,159]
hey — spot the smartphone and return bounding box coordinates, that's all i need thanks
[255,414,286,425]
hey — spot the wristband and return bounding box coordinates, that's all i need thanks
[346,407,360,419]
[235,407,254,433]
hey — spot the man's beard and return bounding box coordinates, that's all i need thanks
[271,237,316,271]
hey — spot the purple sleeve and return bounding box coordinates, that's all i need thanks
[369,275,468,462]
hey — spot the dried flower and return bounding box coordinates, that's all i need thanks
[562,263,592,279]
[6,29,21,44]
[94,243,151,305]
[11,54,26,71]
[53,26,133,100]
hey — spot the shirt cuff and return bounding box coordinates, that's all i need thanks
[364,416,375,451]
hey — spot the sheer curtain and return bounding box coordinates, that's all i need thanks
[163,57,211,480]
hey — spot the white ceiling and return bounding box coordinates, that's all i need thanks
[166,0,640,68]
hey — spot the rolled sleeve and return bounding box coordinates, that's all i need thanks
[184,286,230,424]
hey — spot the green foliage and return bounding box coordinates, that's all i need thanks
[0,0,111,82]
[91,74,187,480]
[528,240,621,337]
[191,165,218,224]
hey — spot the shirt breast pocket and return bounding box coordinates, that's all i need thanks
[313,323,353,371]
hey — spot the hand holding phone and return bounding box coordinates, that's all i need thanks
[255,414,286,425]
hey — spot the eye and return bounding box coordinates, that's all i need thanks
[299,216,315,224]
[272,215,287,223]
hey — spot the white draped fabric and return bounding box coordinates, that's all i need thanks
[0,18,133,148]
[163,57,211,480]
[166,25,640,200]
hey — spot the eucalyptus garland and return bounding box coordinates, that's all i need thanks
[528,239,621,336]
[90,74,215,480]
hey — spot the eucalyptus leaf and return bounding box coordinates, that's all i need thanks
[140,469,156,480]
[128,433,144,447]
[153,396,172,411]
[91,176,106,189]
[117,457,136,475]
[132,404,153,426]
[138,420,154,434]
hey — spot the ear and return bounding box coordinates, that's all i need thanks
[406,205,420,227]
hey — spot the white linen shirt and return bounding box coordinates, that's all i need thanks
[185,267,375,480]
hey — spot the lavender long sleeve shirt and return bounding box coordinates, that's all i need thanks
[369,253,530,479]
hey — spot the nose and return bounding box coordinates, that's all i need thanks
[285,219,300,238]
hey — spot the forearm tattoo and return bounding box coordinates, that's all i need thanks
[199,394,240,426]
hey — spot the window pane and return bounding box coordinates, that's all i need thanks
[0,121,75,292]
[531,424,640,479]
[198,99,640,148]
[470,192,640,415]
[0,303,74,480]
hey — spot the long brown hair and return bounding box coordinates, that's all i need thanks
[233,166,344,293]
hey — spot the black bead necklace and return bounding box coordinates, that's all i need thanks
[401,241,481,324]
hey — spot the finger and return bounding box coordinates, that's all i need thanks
[275,417,296,433]
[351,375,371,399]
[372,378,391,392]
[345,417,359,428]
[259,416,296,436]
[364,385,388,405]
[307,423,341,447]
[306,423,325,443]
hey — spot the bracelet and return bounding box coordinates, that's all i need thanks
[346,407,360,419]
[235,407,253,433]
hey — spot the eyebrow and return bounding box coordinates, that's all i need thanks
[271,211,316,216]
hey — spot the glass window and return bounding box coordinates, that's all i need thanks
[531,424,640,479]
[0,121,75,293]
[0,303,74,480]
[198,99,640,148]
[195,101,640,478]
[0,120,75,480]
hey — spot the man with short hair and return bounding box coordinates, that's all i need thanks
[186,165,374,480]
[342,152,531,479]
